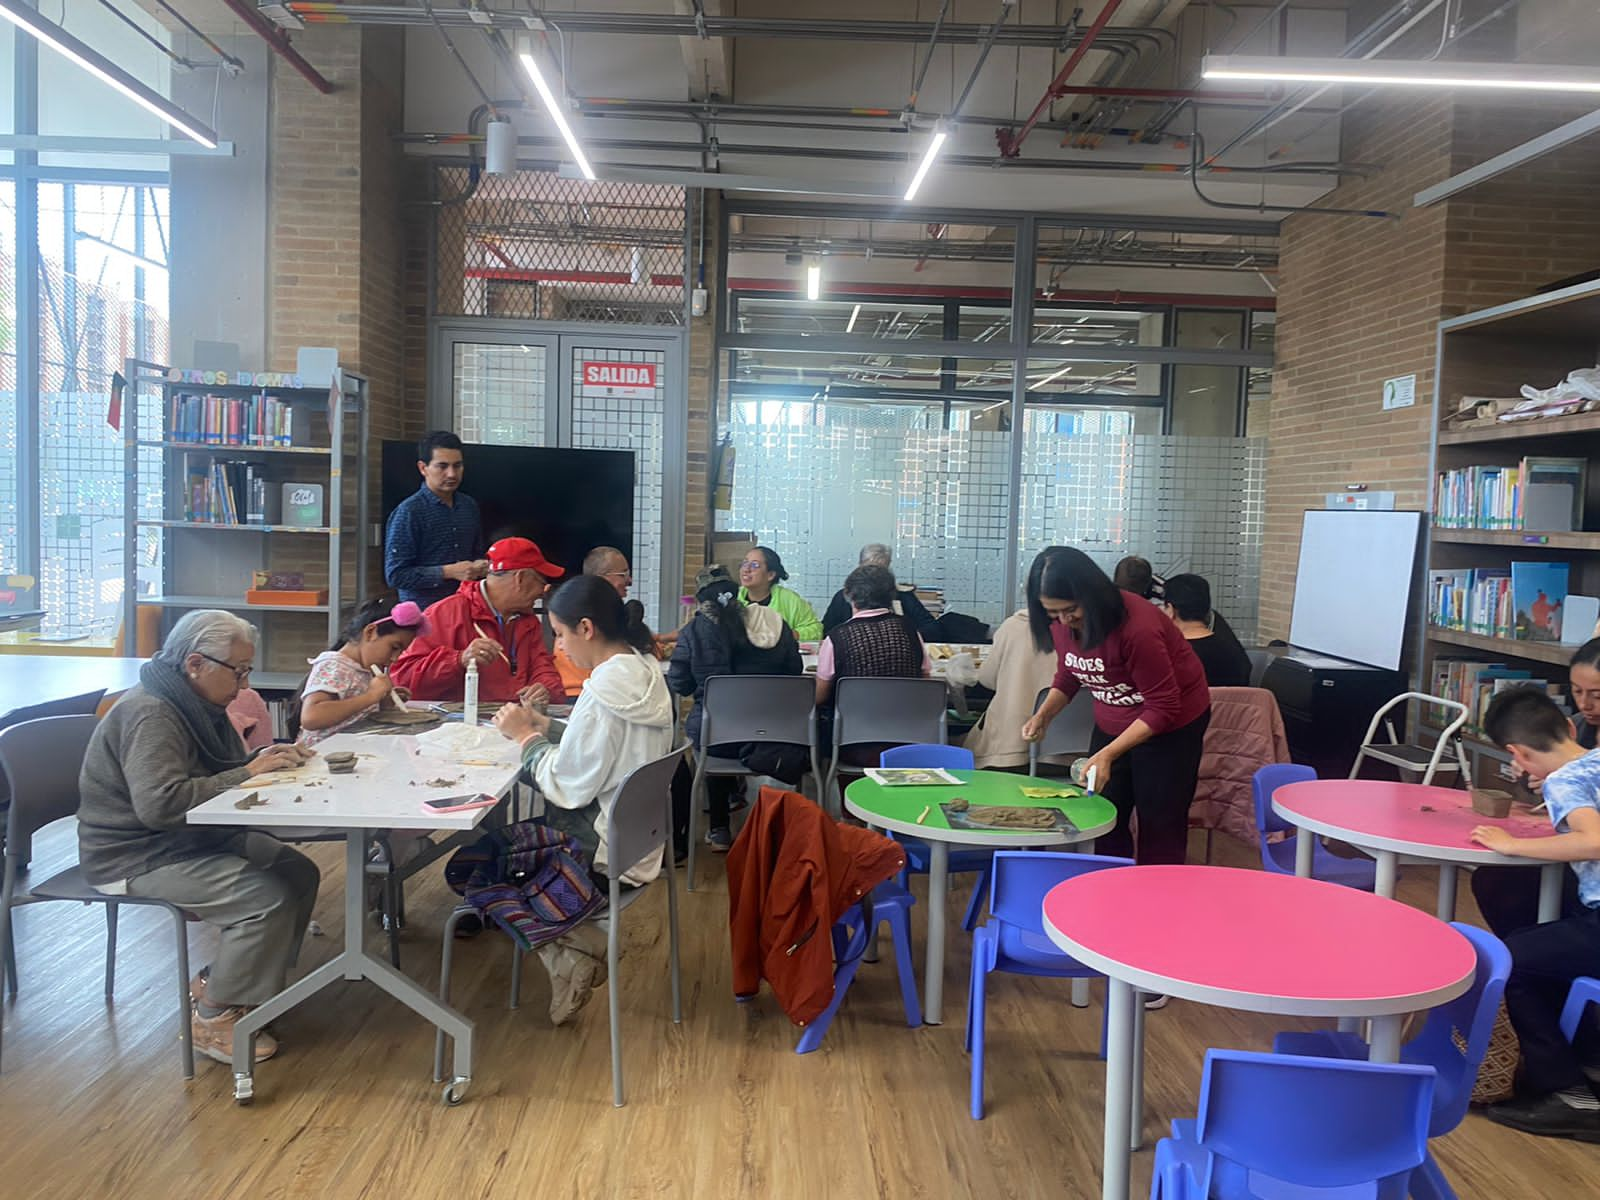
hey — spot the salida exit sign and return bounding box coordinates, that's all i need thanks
[581,361,658,397]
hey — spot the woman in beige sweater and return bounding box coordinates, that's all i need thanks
[961,609,1074,772]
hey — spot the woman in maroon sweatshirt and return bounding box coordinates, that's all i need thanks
[1020,546,1211,867]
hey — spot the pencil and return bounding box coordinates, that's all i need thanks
[371,664,406,710]
[916,804,930,824]
[471,622,511,663]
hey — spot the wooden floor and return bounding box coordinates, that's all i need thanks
[1,824,1595,1200]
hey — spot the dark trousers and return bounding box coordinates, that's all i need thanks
[1090,709,1211,866]
[1472,865,1600,1096]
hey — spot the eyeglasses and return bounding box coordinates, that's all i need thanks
[602,570,632,581]
[197,652,253,682]
[738,560,767,572]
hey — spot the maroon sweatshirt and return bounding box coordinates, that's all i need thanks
[1050,590,1211,737]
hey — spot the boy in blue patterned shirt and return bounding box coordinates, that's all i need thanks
[1473,686,1600,1141]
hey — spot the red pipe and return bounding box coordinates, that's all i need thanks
[726,277,1276,310]
[998,0,1125,158]
[217,0,335,95]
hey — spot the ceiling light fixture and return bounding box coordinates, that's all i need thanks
[518,49,596,180]
[903,123,949,202]
[846,304,861,333]
[1030,364,1075,391]
[806,258,822,302]
[1202,54,1600,93]
[0,0,218,147]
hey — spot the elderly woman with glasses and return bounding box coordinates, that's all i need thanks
[77,610,321,1067]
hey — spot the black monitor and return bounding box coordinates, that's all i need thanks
[380,441,634,580]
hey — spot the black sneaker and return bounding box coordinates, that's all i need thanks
[1486,1094,1600,1142]
[706,826,733,853]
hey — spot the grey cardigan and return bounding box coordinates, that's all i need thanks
[77,686,254,886]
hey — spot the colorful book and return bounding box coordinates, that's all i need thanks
[1511,561,1570,642]
[862,767,961,787]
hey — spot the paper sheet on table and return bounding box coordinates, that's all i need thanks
[413,723,509,761]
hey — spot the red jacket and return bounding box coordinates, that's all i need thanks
[727,787,906,1027]
[1051,590,1210,737]
[390,579,567,704]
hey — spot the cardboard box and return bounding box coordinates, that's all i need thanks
[245,589,329,607]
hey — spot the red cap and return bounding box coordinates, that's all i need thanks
[487,536,562,579]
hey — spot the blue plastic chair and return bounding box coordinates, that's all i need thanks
[1561,976,1600,1043]
[794,881,922,1054]
[1253,763,1378,889]
[1272,922,1510,1200]
[1151,1049,1436,1200]
[879,744,991,932]
[966,850,1134,1119]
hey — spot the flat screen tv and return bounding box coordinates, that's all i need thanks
[1287,509,1422,671]
[380,442,634,581]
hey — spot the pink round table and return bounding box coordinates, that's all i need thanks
[1272,779,1563,922]
[1041,865,1476,1200]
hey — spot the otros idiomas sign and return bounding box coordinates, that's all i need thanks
[581,361,659,398]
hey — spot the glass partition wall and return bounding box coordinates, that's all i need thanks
[719,209,1274,640]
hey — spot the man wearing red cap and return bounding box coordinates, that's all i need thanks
[390,536,568,705]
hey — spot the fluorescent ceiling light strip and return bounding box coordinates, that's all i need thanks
[806,263,822,301]
[845,304,861,333]
[0,0,218,147]
[519,51,596,180]
[1029,364,1075,391]
[903,127,949,202]
[1202,54,1600,93]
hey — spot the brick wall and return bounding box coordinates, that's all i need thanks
[682,188,720,600]
[1261,91,1600,647]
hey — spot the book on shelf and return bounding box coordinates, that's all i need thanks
[1428,567,1513,637]
[1432,455,1586,532]
[1428,659,1566,734]
[182,456,277,525]
[168,390,308,448]
[1511,561,1569,642]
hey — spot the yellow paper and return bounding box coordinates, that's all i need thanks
[1019,786,1074,799]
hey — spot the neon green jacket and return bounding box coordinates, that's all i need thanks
[738,584,824,643]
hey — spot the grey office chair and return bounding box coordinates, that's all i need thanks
[0,714,195,1077]
[1028,688,1097,776]
[0,689,106,874]
[434,744,690,1108]
[1247,648,1274,689]
[826,676,949,814]
[687,675,821,891]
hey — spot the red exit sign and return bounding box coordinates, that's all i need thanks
[581,361,658,395]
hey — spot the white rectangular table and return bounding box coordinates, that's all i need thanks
[0,654,145,717]
[187,730,523,1105]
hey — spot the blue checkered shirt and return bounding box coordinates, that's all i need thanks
[384,484,485,608]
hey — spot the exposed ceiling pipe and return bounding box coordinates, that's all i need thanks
[905,0,952,113]
[216,0,334,94]
[998,0,1126,157]
[724,277,1277,308]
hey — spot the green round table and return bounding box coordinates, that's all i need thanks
[844,769,1117,1025]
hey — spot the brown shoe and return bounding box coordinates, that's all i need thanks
[192,1007,278,1065]
[190,970,209,1006]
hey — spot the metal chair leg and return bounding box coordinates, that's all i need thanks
[170,906,195,1079]
[666,805,683,1025]
[104,904,119,998]
[434,907,466,1083]
[509,940,523,1010]
[608,878,625,1107]
[686,760,706,893]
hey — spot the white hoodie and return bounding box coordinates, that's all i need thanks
[534,649,675,883]
[741,602,786,650]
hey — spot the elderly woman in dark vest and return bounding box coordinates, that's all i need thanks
[76,610,321,1068]
[815,563,932,767]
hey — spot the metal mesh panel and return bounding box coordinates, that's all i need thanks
[0,233,16,581]
[570,346,668,630]
[433,167,686,326]
[454,341,548,444]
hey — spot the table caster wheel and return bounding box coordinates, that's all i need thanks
[442,1077,470,1106]
[233,1073,255,1105]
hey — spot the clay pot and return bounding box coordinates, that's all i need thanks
[1471,788,1513,819]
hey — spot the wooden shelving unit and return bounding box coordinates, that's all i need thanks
[122,361,370,690]
[1424,278,1600,784]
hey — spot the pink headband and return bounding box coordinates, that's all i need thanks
[390,601,429,634]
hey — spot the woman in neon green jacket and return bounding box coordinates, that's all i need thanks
[737,545,824,642]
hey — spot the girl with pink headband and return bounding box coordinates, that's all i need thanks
[297,598,430,746]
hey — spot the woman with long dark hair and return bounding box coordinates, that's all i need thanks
[1020,546,1211,868]
[668,564,803,850]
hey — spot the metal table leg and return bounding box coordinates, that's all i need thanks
[229,830,476,1106]
[1436,864,1459,921]
[1538,863,1565,923]
[924,840,949,1025]
[1374,850,1399,898]
[1369,1013,1404,1063]
[1294,826,1314,877]
[1129,991,1146,1152]
[1101,977,1136,1200]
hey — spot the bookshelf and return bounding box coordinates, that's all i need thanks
[1423,277,1600,785]
[121,361,370,691]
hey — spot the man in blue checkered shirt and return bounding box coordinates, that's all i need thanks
[384,431,488,608]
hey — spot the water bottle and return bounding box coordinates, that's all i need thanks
[463,658,479,726]
[1070,757,1099,793]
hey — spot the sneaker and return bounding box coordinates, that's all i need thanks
[706,826,733,853]
[1143,994,1169,1011]
[192,1007,278,1066]
[1486,1093,1600,1142]
[189,968,210,1006]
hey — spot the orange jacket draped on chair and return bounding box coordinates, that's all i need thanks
[1192,687,1292,846]
[726,787,905,1027]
